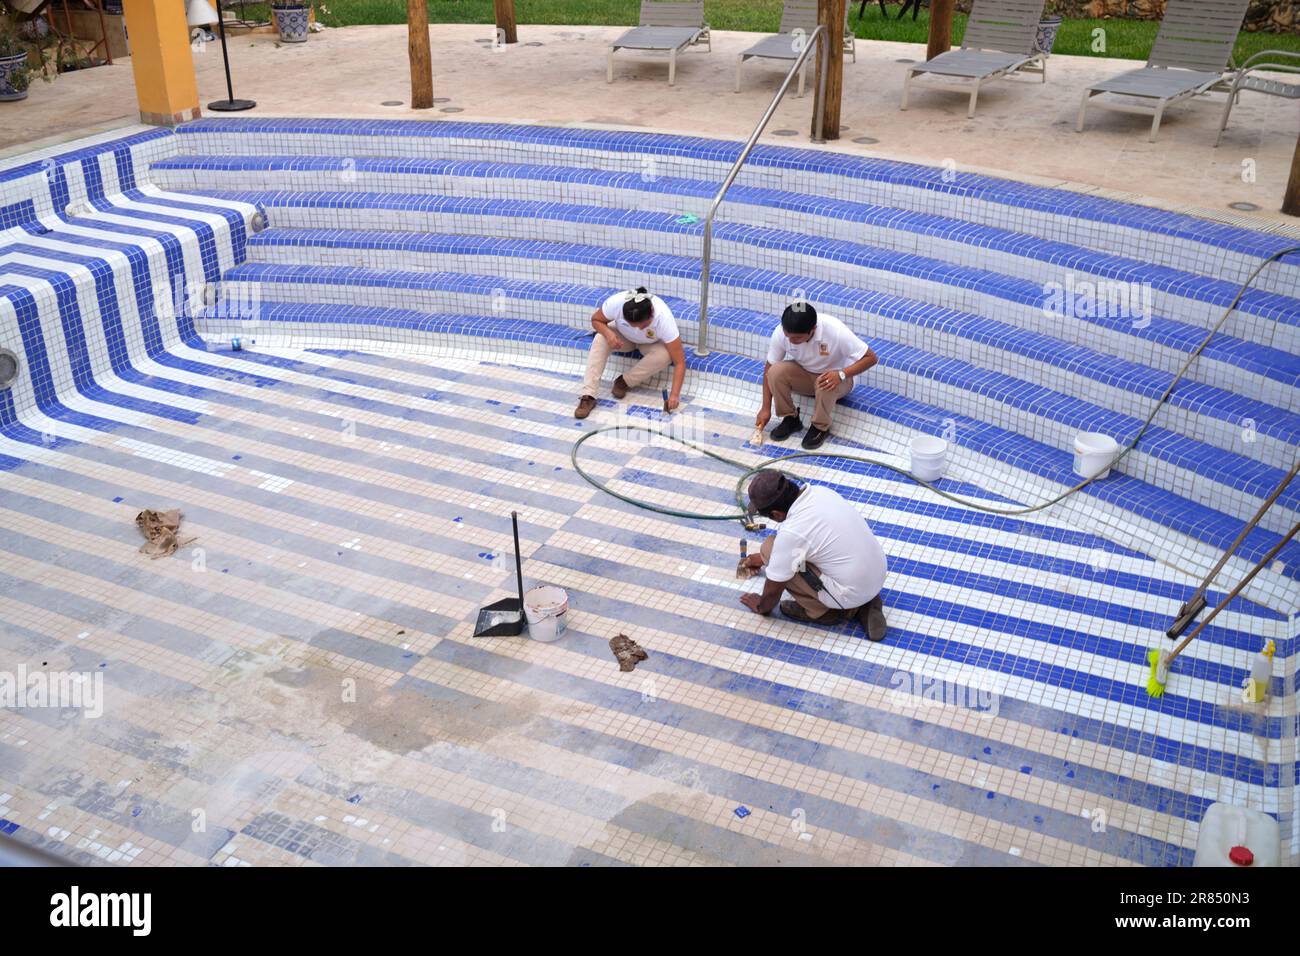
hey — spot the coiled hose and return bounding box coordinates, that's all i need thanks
[572,245,1300,525]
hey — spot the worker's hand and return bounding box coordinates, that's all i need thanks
[606,332,630,351]
[816,370,843,391]
[755,408,771,429]
[665,394,680,412]
[739,592,767,614]
[744,553,765,570]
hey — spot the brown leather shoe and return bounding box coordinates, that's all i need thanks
[611,375,629,400]
[857,595,887,642]
[575,395,597,419]
[779,600,845,625]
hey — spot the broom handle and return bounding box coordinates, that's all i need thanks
[511,510,524,603]
[1167,520,1300,665]
[1184,457,1300,606]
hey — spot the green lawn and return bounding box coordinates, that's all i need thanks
[246,1,1300,61]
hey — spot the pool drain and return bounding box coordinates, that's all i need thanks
[1229,201,1260,211]
[853,136,879,144]
[0,349,19,389]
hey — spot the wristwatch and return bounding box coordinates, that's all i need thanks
[837,369,846,382]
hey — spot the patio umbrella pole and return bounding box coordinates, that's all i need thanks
[207,0,256,112]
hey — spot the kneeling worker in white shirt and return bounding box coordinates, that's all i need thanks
[739,470,888,641]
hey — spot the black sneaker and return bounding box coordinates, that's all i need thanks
[801,424,829,450]
[770,415,804,441]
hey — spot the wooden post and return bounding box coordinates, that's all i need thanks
[407,0,433,109]
[494,0,518,44]
[1284,127,1300,217]
[813,0,844,141]
[927,0,955,61]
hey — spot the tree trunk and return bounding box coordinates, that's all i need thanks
[494,0,518,44]
[813,0,844,141]
[1284,126,1300,217]
[927,0,955,61]
[407,0,433,110]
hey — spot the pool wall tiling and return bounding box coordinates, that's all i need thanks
[0,119,1296,866]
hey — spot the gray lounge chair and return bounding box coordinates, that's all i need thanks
[1215,50,1300,146]
[1076,0,1251,142]
[608,0,711,86]
[900,0,1047,118]
[735,0,857,95]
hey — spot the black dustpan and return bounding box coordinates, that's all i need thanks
[473,511,526,637]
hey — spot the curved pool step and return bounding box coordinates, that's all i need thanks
[171,118,1300,298]
[241,225,1300,468]
[199,297,1300,584]
[219,261,1300,537]
[153,152,1300,334]
[201,189,1300,401]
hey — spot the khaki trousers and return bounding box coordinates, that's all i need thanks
[760,536,830,619]
[581,335,672,398]
[767,360,853,430]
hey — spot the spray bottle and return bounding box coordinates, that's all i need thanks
[1241,639,1275,703]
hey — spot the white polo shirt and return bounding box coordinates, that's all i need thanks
[767,313,869,374]
[766,485,888,609]
[600,291,680,347]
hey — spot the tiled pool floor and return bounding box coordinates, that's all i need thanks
[0,343,1285,866]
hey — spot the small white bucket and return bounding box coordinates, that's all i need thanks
[524,585,568,643]
[909,435,949,483]
[1073,432,1120,480]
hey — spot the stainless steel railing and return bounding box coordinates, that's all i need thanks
[695,24,830,356]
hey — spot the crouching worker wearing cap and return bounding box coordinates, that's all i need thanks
[575,287,686,419]
[739,471,888,641]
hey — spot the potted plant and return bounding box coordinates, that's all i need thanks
[1035,2,1064,57]
[271,1,310,43]
[0,23,32,101]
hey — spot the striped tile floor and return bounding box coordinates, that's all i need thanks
[0,337,1285,866]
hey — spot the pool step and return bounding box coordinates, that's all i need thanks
[219,260,1300,539]
[240,225,1300,466]
[171,118,1300,299]
[152,152,1300,336]
[198,297,1300,587]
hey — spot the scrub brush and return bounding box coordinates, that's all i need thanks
[1146,648,1169,698]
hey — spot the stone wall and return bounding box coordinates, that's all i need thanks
[951,1,1299,32]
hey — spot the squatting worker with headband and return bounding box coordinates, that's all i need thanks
[756,301,878,450]
[739,470,888,641]
[575,287,687,419]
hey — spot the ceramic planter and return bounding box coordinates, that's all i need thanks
[0,52,29,102]
[1035,15,1064,56]
[272,3,310,44]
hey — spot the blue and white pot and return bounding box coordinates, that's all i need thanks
[0,53,29,102]
[272,3,310,44]
[1034,15,1063,56]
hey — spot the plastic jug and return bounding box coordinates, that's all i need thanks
[1193,803,1279,867]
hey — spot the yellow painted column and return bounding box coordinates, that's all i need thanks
[122,0,201,126]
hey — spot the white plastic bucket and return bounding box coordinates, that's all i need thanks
[1073,432,1119,480]
[909,435,949,483]
[1193,803,1279,867]
[524,585,568,643]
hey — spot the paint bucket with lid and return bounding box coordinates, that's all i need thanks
[1073,432,1119,480]
[909,435,949,483]
[524,585,568,642]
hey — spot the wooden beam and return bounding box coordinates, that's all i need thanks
[407,0,433,109]
[1284,126,1300,217]
[927,0,955,61]
[494,0,518,44]
[813,0,844,141]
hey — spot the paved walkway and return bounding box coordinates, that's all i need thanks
[3,23,1298,223]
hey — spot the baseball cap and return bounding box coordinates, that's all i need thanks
[746,470,791,516]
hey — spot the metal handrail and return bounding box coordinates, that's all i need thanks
[696,24,830,356]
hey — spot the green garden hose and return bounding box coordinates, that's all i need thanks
[571,245,1300,525]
